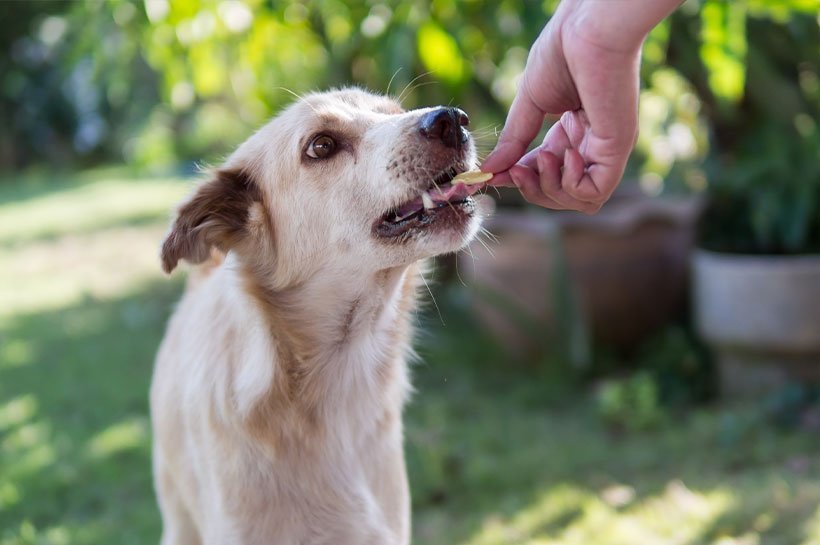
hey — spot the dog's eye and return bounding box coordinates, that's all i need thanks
[306,135,337,159]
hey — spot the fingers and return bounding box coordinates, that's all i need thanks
[487,146,538,188]
[541,110,626,206]
[481,77,547,175]
[537,149,602,214]
[504,150,601,214]
[487,170,515,188]
[507,163,566,209]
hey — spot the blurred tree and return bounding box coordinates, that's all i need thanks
[127,0,550,168]
[0,1,77,167]
[0,0,816,188]
[0,0,159,169]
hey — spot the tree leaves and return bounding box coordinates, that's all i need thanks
[417,21,468,87]
[700,1,748,104]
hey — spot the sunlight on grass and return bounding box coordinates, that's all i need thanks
[0,395,37,432]
[87,417,148,460]
[0,482,21,512]
[0,176,189,319]
[0,339,34,369]
[0,224,174,318]
[2,420,56,479]
[0,173,180,544]
[0,177,190,247]
[2,520,92,545]
[465,484,592,545]
[802,506,820,545]
[463,480,735,545]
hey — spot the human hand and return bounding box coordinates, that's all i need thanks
[482,0,678,213]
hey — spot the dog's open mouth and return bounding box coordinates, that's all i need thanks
[374,168,482,238]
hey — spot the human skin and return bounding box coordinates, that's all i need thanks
[481,0,682,214]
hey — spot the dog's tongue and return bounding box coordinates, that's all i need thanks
[394,198,424,218]
[428,181,480,204]
[393,181,486,220]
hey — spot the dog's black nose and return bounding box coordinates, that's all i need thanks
[419,107,469,148]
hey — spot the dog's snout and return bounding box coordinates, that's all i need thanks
[419,107,470,148]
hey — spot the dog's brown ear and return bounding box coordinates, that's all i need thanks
[161,168,263,274]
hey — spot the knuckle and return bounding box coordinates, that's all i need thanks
[521,185,540,201]
[581,203,602,215]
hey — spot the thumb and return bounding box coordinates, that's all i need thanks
[481,83,546,174]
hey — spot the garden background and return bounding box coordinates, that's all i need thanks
[1,1,819,544]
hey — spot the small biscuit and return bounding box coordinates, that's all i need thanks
[452,171,493,185]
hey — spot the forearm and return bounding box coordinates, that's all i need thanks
[558,0,683,52]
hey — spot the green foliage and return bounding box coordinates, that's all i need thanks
[699,124,820,254]
[699,1,748,104]
[688,2,819,253]
[417,21,468,87]
[1,0,815,188]
[632,0,818,203]
[634,326,716,407]
[595,326,715,432]
[0,0,555,169]
[596,372,666,432]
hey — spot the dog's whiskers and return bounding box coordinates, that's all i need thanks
[418,268,445,326]
[480,226,500,245]
[275,86,321,115]
[474,231,496,259]
[385,67,404,97]
[453,250,469,288]
[397,72,435,104]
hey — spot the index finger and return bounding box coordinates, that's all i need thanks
[481,83,547,174]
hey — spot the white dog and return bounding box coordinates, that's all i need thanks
[151,88,483,545]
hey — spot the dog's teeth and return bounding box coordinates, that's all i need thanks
[421,192,435,210]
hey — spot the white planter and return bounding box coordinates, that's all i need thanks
[692,250,820,393]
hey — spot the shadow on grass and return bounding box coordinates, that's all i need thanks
[0,166,180,207]
[0,173,190,250]
[406,288,820,545]
[0,211,172,250]
[0,173,98,207]
[0,277,183,545]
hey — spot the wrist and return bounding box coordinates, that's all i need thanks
[558,0,681,54]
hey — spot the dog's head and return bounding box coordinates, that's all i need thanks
[161,88,483,283]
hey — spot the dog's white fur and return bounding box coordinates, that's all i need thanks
[151,89,481,545]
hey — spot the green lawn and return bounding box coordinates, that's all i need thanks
[2,171,820,545]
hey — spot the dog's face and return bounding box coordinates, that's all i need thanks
[161,89,483,281]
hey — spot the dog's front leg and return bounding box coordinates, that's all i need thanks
[155,454,202,545]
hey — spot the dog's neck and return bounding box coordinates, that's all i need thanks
[230,254,418,441]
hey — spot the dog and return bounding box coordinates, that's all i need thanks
[151,88,484,545]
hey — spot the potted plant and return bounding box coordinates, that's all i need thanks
[693,125,820,394]
[459,183,703,359]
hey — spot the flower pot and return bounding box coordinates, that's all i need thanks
[460,189,702,358]
[692,250,820,395]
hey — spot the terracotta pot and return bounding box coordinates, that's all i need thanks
[692,250,820,394]
[460,189,702,357]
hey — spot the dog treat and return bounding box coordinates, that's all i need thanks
[451,170,493,185]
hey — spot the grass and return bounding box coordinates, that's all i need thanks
[2,170,820,545]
